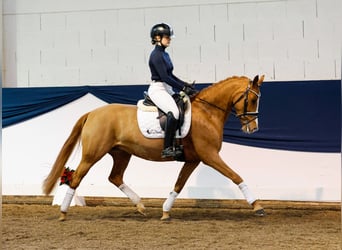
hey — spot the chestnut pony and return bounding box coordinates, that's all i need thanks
[43,75,265,221]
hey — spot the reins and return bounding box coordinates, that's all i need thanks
[194,97,227,113]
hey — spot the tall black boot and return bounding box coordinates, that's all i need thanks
[162,112,180,158]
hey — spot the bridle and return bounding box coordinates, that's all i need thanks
[194,81,261,126]
[232,81,261,126]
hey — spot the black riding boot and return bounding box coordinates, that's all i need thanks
[162,112,182,158]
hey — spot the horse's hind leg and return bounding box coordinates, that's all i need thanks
[108,149,146,215]
[59,159,99,221]
[161,161,200,220]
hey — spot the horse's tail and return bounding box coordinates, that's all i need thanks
[42,112,89,195]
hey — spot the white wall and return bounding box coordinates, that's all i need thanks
[2,94,340,201]
[3,0,342,87]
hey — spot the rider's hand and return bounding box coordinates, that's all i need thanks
[184,81,195,88]
[183,84,198,96]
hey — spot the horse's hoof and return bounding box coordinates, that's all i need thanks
[160,211,171,221]
[58,212,67,221]
[136,203,146,216]
[254,208,266,217]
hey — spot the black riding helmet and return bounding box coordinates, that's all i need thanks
[150,23,174,44]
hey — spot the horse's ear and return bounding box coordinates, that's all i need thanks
[258,75,265,86]
[252,75,259,86]
[253,75,264,86]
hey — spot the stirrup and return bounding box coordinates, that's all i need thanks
[162,147,183,158]
[161,147,175,158]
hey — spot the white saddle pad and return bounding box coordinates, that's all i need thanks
[137,98,191,139]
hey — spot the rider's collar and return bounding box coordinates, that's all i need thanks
[156,44,166,50]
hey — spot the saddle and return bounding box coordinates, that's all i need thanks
[142,91,188,134]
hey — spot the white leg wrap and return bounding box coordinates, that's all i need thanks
[60,187,75,213]
[238,182,256,205]
[163,191,179,212]
[119,184,141,205]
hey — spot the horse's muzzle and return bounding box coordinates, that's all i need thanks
[247,126,259,134]
[241,119,259,134]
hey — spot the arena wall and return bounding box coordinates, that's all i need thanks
[2,94,340,201]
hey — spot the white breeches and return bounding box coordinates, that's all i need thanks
[148,81,179,119]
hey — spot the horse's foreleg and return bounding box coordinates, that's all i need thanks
[161,161,200,220]
[238,182,264,215]
[108,150,146,215]
[202,154,265,216]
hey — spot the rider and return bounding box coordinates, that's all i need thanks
[148,23,197,158]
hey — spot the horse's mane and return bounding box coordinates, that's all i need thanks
[193,75,249,98]
[214,75,249,85]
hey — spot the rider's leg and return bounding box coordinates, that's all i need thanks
[148,83,179,120]
[162,111,181,158]
[148,82,181,158]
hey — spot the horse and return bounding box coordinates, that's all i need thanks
[43,75,265,221]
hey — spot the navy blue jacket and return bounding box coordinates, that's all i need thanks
[149,45,187,91]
